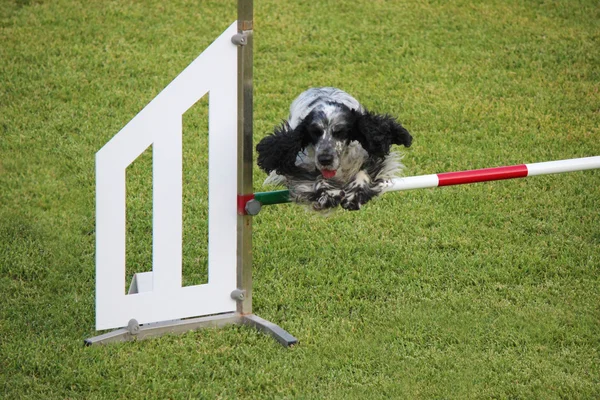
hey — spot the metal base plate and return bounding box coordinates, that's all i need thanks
[84,313,298,347]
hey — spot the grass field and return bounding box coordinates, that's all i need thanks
[1,0,599,398]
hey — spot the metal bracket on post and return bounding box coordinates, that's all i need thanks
[231,33,248,46]
[231,289,246,301]
[245,199,261,216]
[127,319,140,336]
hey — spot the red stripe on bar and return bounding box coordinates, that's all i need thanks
[437,164,529,186]
[237,193,255,215]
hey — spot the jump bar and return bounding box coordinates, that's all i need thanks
[253,156,600,206]
[384,156,600,192]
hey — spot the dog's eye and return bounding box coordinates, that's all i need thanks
[308,126,322,140]
[331,128,347,139]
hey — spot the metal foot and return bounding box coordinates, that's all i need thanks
[84,313,241,346]
[84,313,297,347]
[242,314,298,347]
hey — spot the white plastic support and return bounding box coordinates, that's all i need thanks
[127,272,154,295]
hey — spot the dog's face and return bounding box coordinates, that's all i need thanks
[302,105,355,178]
[256,101,412,179]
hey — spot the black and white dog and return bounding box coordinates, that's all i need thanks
[256,87,412,211]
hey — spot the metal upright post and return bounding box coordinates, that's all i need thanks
[234,0,298,347]
[236,0,254,316]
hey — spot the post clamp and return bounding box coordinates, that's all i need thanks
[230,289,246,301]
[127,319,140,336]
[231,33,248,46]
[245,199,262,216]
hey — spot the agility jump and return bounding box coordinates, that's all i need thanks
[87,0,600,347]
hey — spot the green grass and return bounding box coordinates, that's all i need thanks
[1,0,599,398]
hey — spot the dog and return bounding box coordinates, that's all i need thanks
[256,87,412,211]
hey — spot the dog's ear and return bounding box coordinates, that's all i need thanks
[256,121,307,176]
[351,110,412,157]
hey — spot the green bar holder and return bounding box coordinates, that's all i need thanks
[254,190,291,205]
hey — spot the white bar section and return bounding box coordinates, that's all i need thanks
[382,174,439,193]
[207,57,238,288]
[526,156,600,177]
[152,115,182,294]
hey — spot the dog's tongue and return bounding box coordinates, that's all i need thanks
[321,169,337,179]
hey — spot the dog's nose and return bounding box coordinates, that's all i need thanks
[317,153,334,166]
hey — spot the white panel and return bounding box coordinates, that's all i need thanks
[208,79,237,288]
[95,22,238,331]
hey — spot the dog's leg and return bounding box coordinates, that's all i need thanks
[341,170,383,211]
[341,154,403,211]
[311,179,345,211]
[289,179,344,211]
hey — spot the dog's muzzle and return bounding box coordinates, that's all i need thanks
[316,153,337,178]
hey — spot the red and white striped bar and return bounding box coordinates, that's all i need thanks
[383,156,600,193]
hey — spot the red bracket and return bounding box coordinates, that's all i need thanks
[237,193,255,215]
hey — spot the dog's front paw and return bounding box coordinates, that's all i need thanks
[341,191,370,211]
[312,189,345,211]
[341,184,382,211]
[341,171,377,211]
[341,198,360,211]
